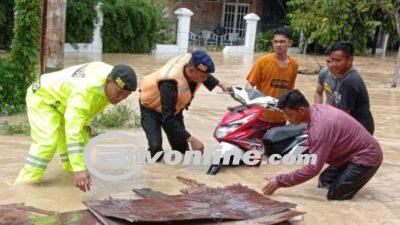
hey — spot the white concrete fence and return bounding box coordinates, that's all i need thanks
[65,6,262,55]
[64,6,390,56]
[154,9,261,55]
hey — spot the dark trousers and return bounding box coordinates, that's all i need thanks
[140,104,189,157]
[318,163,380,200]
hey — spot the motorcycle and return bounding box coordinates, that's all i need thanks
[207,86,308,175]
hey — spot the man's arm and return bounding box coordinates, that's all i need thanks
[203,75,231,92]
[315,67,330,104]
[203,75,219,91]
[263,127,334,195]
[64,94,93,192]
[288,60,299,90]
[246,59,263,89]
[160,81,204,152]
[314,84,324,104]
[159,81,191,140]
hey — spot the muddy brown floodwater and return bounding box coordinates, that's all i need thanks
[0,52,399,224]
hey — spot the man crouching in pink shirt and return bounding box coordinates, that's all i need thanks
[263,89,383,200]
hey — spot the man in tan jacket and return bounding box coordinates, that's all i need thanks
[139,50,230,158]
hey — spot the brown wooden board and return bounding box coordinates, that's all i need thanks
[84,184,297,223]
[12,181,303,225]
[24,209,131,225]
[132,188,169,198]
[0,203,33,225]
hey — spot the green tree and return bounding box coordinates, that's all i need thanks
[0,0,41,113]
[370,0,400,86]
[288,0,382,54]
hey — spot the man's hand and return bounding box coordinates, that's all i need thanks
[314,84,324,104]
[262,177,280,196]
[74,171,91,192]
[187,136,204,153]
[245,82,255,89]
[218,82,232,92]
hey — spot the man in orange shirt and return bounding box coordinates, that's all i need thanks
[246,27,298,125]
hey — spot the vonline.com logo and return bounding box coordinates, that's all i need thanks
[84,131,317,181]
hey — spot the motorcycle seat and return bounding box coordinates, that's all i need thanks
[263,123,307,144]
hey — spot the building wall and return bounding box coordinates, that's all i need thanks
[169,0,262,34]
[171,0,223,34]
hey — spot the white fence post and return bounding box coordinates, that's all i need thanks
[175,8,193,53]
[244,13,260,53]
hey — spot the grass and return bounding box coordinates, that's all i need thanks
[1,120,30,135]
[90,103,141,136]
[0,103,141,136]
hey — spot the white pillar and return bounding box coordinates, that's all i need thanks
[244,13,260,53]
[92,3,103,53]
[382,33,389,57]
[175,8,193,53]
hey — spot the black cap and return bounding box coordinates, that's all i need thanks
[190,50,215,73]
[110,64,137,91]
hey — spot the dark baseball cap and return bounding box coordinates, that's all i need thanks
[110,64,137,91]
[189,50,215,73]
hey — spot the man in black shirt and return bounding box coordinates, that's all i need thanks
[139,50,230,157]
[314,41,374,134]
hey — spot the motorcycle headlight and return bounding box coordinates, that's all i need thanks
[215,125,239,139]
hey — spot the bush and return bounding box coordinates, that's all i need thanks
[255,30,274,52]
[65,0,100,44]
[91,103,141,129]
[101,0,170,53]
[155,18,177,45]
[0,103,141,136]
[0,0,41,114]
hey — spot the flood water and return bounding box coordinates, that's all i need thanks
[0,52,399,224]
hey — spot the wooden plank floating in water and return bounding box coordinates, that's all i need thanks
[28,210,106,225]
[6,181,303,225]
[0,203,59,225]
[0,203,32,225]
[84,184,299,224]
[132,188,169,198]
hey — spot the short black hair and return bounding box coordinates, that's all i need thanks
[273,27,292,40]
[326,41,354,57]
[278,89,310,110]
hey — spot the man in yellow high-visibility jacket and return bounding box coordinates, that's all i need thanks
[15,62,137,192]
